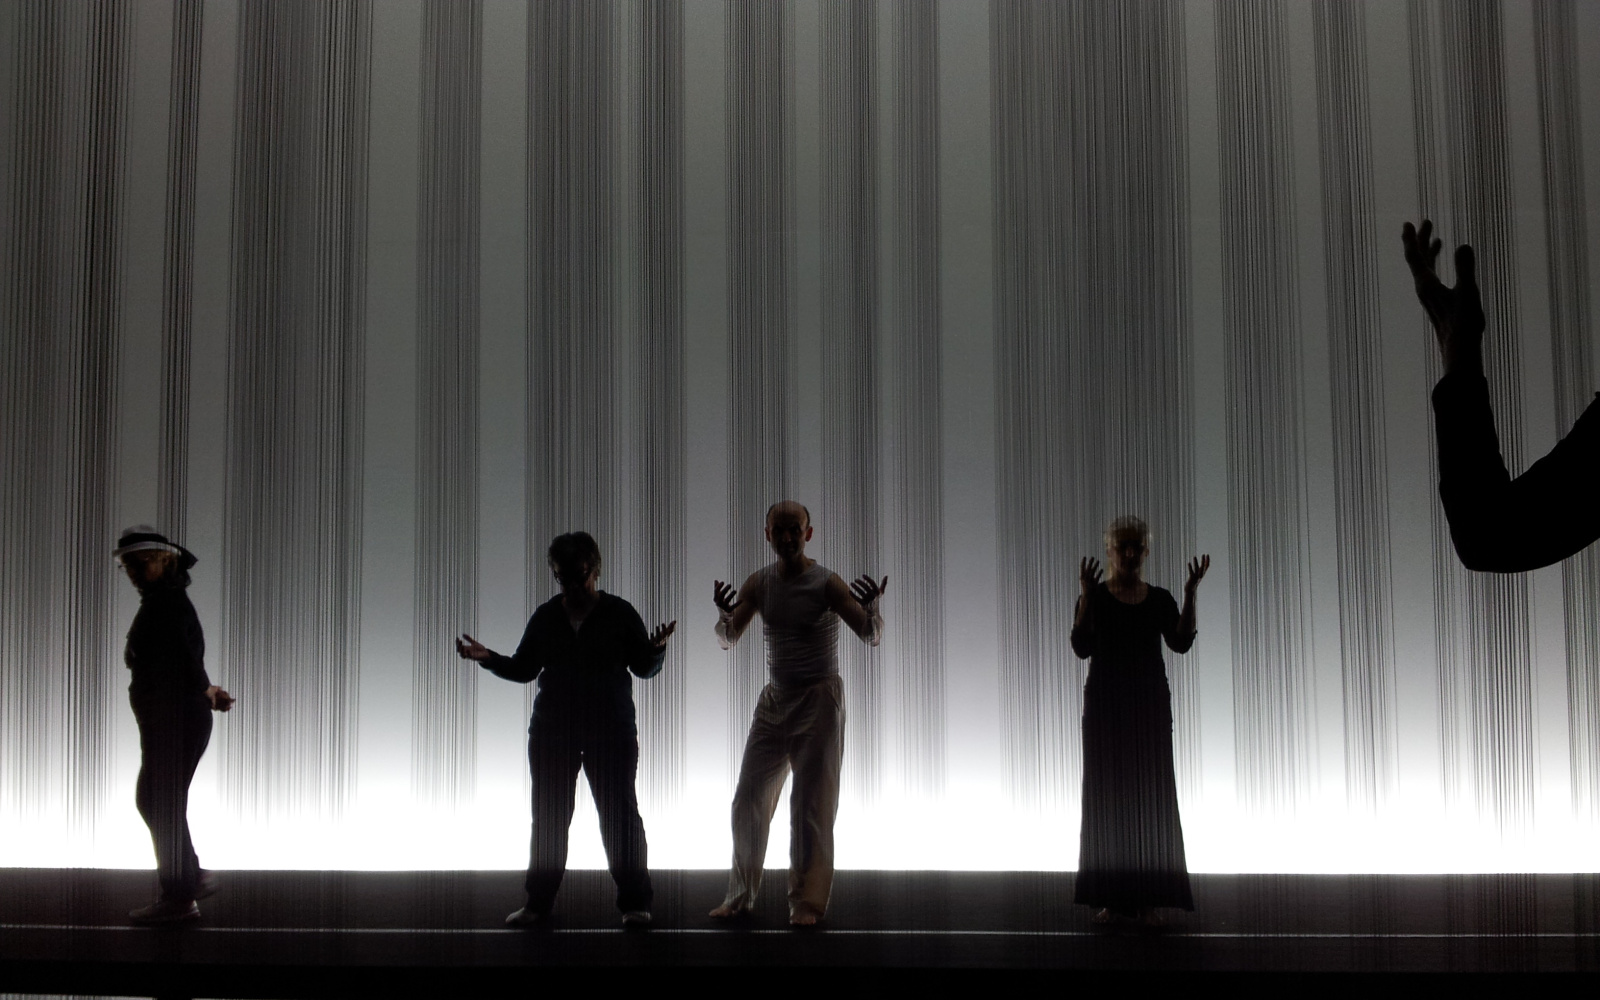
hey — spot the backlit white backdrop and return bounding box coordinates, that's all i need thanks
[3,0,1600,874]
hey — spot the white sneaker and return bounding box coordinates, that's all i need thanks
[505,906,546,927]
[621,910,653,927]
[130,899,200,925]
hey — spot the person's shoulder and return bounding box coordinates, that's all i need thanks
[1150,585,1178,606]
[808,562,837,587]
[147,585,196,609]
[599,591,641,617]
[532,594,564,619]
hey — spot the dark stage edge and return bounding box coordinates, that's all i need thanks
[3,869,1600,996]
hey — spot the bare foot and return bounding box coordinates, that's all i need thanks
[1139,908,1166,928]
[789,905,822,926]
[709,903,746,919]
[1091,908,1114,924]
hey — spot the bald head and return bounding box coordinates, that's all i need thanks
[764,500,813,563]
[765,500,811,528]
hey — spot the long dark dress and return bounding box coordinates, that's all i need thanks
[1070,581,1193,912]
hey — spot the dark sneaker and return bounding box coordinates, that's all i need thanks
[621,910,652,928]
[129,899,200,925]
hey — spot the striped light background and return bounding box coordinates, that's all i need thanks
[2,0,1598,873]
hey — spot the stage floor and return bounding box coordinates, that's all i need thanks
[3,869,1600,995]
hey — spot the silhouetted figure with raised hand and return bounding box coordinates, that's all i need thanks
[1071,516,1207,927]
[1402,219,1600,570]
[709,501,885,926]
[456,531,674,928]
[115,525,234,925]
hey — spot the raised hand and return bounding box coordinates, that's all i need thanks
[455,633,491,662]
[1080,556,1102,595]
[206,686,235,712]
[1185,555,1211,593]
[650,620,677,650]
[1401,219,1484,372]
[713,580,740,615]
[850,575,887,605]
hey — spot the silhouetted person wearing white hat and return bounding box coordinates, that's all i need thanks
[114,525,233,925]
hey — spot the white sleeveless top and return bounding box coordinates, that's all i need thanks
[759,561,840,687]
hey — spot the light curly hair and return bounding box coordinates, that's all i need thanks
[1103,515,1150,550]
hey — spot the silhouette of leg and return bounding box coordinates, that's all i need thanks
[134,700,211,902]
[716,684,791,915]
[525,727,582,913]
[786,676,843,922]
[585,734,652,914]
[172,710,211,897]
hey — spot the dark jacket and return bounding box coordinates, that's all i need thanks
[1432,371,1600,572]
[124,583,211,706]
[484,592,663,731]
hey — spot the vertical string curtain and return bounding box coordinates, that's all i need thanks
[0,0,1597,868]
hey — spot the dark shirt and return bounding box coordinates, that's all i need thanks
[484,592,663,730]
[1070,583,1193,671]
[1432,371,1600,572]
[124,584,211,705]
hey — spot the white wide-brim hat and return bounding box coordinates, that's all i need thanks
[112,524,186,560]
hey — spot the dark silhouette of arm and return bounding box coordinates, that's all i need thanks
[1070,558,1100,659]
[1433,372,1600,572]
[714,572,761,648]
[1070,592,1095,660]
[1399,221,1600,570]
[1069,617,1093,659]
[622,603,666,679]
[166,595,210,688]
[1161,588,1196,655]
[483,613,544,683]
[824,573,886,645]
[1162,556,1207,653]
[130,591,212,694]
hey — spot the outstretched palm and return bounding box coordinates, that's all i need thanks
[850,575,887,605]
[1185,555,1210,593]
[650,620,677,651]
[455,633,491,662]
[1402,219,1484,369]
[1079,557,1102,595]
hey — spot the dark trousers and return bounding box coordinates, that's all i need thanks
[132,696,212,901]
[526,721,652,914]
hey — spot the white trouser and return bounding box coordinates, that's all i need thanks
[720,674,845,917]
